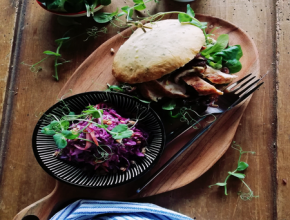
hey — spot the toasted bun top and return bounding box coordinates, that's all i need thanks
[112,19,205,84]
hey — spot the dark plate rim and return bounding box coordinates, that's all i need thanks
[32,91,166,188]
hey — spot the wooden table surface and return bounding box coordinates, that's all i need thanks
[0,0,287,219]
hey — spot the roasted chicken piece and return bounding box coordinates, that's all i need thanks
[174,67,205,83]
[139,80,188,101]
[201,66,237,84]
[182,75,223,96]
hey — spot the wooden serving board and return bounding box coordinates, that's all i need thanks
[14,14,259,220]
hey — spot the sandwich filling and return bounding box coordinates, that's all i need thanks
[112,19,241,103]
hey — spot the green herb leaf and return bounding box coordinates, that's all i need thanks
[186,4,195,17]
[178,6,207,31]
[162,99,176,111]
[209,182,227,188]
[138,99,151,104]
[178,13,192,23]
[208,54,223,64]
[111,124,128,133]
[117,12,126,17]
[111,124,133,139]
[121,5,134,20]
[82,106,102,118]
[50,121,61,129]
[106,84,124,92]
[213,45,243,73]
[45,120,62,132]
[237,161,249,171]
[201,34,229,56]
[41,126,56,135]
[134,3,146,11]
[110,7,119,17]
[133,0,144,3]
[228,172,245,179]
[208,61,222,70]
[201,35,243,73]
[97,124,108,129]
[224,59,242,73]
[192,20,207,29]
[53,133,67,149]
[61,120,70,130]
[45,0,67,12]
[55,37,70,45]
[93,12,113,23]
[61,130,79,139]
[43,51,61,57]
[112,130,133,139]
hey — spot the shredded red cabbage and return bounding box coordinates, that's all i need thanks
[54,103,149,174]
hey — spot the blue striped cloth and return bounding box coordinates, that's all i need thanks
[50,200,193,220]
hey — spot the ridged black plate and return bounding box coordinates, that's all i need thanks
[32,92,165,188]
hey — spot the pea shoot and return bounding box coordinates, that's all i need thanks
[41,105,134,149]
[21,37,71,81]
[209,142,258,201]
[93,0,159,24]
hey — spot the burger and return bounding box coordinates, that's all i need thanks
[112,19,239,103]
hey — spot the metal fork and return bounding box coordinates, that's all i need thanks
[136,73,265,193]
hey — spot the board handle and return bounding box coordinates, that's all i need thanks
[13,181,61,220]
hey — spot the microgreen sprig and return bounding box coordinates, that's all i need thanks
[53,37,71,80]
[209,142,258,201]
[106,83,151,104]
[93,0,159,24]
[22,25,108,81]
[42,104,135,149]
[177,5,208,42]
[94,4,209,41]
[21,37,71,81]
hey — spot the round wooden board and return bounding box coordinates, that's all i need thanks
[14,14,259,220]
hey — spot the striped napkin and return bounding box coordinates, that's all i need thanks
[50,200,193,220]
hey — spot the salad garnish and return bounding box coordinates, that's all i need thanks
[209,142,258,201]
[41,103,149,173]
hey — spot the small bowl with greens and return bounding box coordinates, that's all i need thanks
[36,0,111,17]
[32,91,165,188]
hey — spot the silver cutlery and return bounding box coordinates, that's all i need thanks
[137,73,264,193]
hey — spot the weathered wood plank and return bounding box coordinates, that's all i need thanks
[276,0,290,219]
[0,0,19,178]
[0,0,18,123]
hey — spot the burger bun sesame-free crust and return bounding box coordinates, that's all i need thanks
[112,19,205,84]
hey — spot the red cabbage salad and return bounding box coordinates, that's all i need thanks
[41,103,149,173]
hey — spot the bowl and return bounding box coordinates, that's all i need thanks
[36,0,103,17]
[32,91,165,188]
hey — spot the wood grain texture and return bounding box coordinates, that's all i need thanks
[13,12,260,218]
[0,0,19,122]
[0,0,19,176]
[0,0,276,220]
[276,0,290,219]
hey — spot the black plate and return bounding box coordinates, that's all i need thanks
[32,92,165,188]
